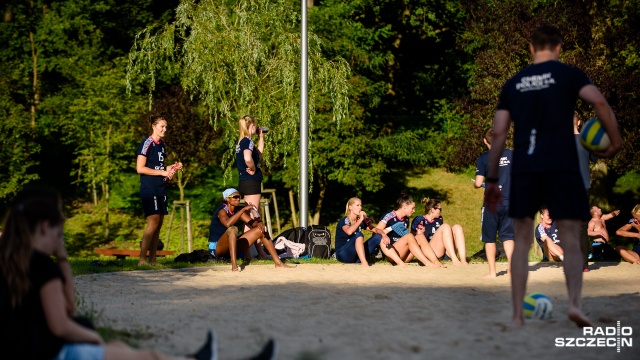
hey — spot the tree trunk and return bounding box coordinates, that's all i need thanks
[590,160,610,209]
[310,176,327,225]
[104,183,109,241]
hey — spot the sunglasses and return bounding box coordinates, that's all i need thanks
[229,195,241,199]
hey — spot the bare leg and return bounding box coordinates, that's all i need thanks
[557,219,593,328]
[259,236,295,268]
[616,246,640,264]
[354,236,369,267]
[415,234,443,267]
[148,215,163,264]
[511,217,534,328]
[215,227,241,271]
[452,224,468,264]
[104,340,186,360]
[403,234,437,267]
[484,242,497,278]
[139,214,161,266]
[546,241,564,262]
[503,239,514,276]
[243,193,262,233]
[382,243,407,267]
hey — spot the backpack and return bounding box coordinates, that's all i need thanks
[304,225,331,259]
[273,226,332,258]
[174,249,214,263]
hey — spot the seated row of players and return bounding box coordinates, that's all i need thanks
[536,203,640,264]
[334,194,468,267]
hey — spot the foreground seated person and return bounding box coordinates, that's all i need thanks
[0,186,221,360]
[412,198,468,266]
[535,206,564,262]
[615,204,640,265]
[208,188,294,271]
[587,206,619,261]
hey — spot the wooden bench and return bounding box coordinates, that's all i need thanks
[94,248,175,260]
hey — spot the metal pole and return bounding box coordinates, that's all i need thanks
[299,0,308,228]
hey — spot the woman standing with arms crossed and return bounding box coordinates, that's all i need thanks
[136,115,182,266]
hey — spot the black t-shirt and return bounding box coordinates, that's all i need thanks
[136,136,167,194]
[0,250,65,359]
[497,60,592,174]
[476,149,513,205]
[235,137,263,182]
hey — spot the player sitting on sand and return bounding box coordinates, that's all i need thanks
[208,188,294,272]
[535,206,564,262]
[615,204,640,265]
[411,198,467,266]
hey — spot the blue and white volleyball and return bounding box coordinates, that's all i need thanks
[523,292,553,320]
[580,117,610,152]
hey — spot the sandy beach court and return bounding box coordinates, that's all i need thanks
[75,262,639,359]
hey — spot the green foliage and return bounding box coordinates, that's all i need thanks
[127,0,351,188]
[0,86,40,199]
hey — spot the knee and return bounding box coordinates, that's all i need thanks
[440,223,452,232]
[452,224,463,233]
[226,227,238,237]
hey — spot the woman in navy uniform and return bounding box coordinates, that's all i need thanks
[412,198,468,266]
[136,115,182,266]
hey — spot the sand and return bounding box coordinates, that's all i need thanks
[75,262,640,360]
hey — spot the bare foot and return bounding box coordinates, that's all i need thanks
[634,260,640,265]
[568,307,594,328]
[276,262,296,268]
[482,272,497,278]
[231,266,241,272]
[395,262,407,267]
[511,317,524,329]
[138,260,150,266]
[452,261,464,267]
[461,261,469,266]
[431,262,447,268]
[361,262,370,268]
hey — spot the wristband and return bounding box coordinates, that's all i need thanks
[485,177,499,184]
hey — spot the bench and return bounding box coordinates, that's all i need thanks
[94,248,175,260]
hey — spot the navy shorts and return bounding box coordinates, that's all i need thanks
[140,186,168,217]
[632,242,640,256]
[509,171,590,220]
[481,205,514,243]
[238,179,262,196]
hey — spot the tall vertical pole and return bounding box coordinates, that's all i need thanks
[299,0,309,228]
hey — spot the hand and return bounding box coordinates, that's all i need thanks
[484,183,502,213]
[612,210,620,217]
[246,167,256,175]
[360,211,367,219]
[381,235,391,245]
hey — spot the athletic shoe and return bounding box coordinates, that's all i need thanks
[248,339,277,360]
[193,329,218,360]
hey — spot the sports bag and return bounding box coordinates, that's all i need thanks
[304,225,331,259]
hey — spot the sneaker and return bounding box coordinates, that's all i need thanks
[248,339,277,360]
[193,329,218,360]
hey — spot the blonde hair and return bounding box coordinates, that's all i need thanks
[238,115,256,144]
[632,204,640,217]
[345,197,360,216]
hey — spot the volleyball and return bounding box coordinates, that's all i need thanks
[580,117,610,152]
[523,293,553,320]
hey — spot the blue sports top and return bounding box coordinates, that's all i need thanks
[335,216,366,251]
[136,136,167,193]
[209,204,234,243]
[497,60,592,174]
[235,137,263,182]
[379,211,409,241]
[411,215,443,241]
[535,222,560,244]
[476,149,513,205]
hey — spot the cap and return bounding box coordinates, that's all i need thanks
[222,188,240,200]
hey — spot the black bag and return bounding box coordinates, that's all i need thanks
[174,249,214,263]
[304,225,331,259]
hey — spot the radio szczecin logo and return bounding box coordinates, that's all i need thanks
[555,321,633,353]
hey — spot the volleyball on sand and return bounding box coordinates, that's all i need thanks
[580,117,610,152]
[523,293,553,320]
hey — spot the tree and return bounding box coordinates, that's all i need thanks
[0,84,40,200]
[127,0,350,221]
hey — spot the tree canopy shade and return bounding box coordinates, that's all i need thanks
[126,0,351,186]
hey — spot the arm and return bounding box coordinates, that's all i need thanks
[578,85,622,158]
[257,130,265,153]
[474,175,485,189]
[485,110,511,212]
[343,214,366,236]
[616,223,640,238]
[373,221,392,245]
[41,279,103,344]
[601,210,620,221]
[243,149,256,175]
[587,219,609,241]
[136,155,170,177]
[218,207,251,228]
